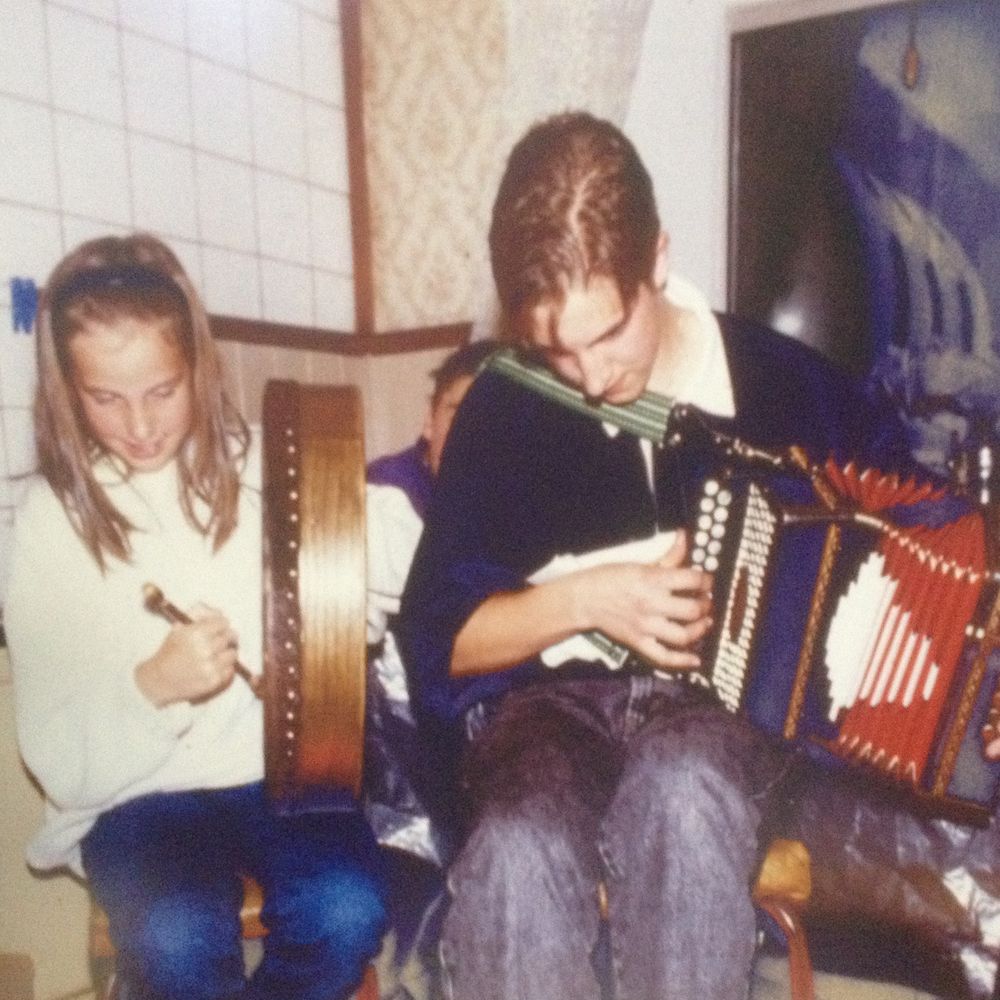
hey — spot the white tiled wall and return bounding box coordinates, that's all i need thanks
[0,0,352,605]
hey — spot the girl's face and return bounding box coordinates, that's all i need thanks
[68,316,194,473]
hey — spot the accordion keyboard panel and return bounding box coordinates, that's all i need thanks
[691,479,779,713]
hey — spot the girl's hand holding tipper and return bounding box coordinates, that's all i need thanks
[136,604,240,706]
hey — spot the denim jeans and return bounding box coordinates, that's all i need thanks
[441,676,790,1000]
[81,782,388,1000]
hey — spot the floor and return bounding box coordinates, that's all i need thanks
[76,942,949,1000]
[71,970,944,1000]
[365,942,948,1000]
[752,954,943,1000]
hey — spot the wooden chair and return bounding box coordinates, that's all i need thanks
[752,838,814,1000]
[89,874,379,1000]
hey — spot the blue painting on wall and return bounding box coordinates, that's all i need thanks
[729,0,999,477]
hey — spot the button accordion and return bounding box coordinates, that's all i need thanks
[688,452,1000,822]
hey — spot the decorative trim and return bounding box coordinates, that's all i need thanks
[340,0,375,336]
[211,314,471,355]
[933,588,1000,799]
[784,523,841,741]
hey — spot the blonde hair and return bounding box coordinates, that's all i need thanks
[35,232,249,569]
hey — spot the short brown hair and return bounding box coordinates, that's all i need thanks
[488,111,660,340]
[35,232,248,568]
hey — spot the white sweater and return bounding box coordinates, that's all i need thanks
[5,438,264,873]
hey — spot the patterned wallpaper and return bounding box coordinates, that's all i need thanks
[361,0,507,333]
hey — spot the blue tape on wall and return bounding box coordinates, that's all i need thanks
[11,277,38,333]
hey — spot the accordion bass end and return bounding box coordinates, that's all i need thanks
[262,380,367,811]
[690,460,1000,823]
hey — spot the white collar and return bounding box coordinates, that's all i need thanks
[660,273,734,419]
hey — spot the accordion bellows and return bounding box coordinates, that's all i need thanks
[691,458,1000,821]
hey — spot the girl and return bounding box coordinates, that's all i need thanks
[5,233,386,1000]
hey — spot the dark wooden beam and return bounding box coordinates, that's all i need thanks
[211,314,471,355]
[339,0,376,336]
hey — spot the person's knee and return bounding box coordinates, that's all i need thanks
[282,867,388,961]
[134,893,242,999]
[628,735,757,838]
[459,797,591,897]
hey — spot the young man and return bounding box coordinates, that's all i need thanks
[398,112,911,1000]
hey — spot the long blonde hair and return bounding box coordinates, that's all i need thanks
[35,233,249,569]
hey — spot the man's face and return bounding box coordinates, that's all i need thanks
[527,275,661,405]
[423,373,475,475]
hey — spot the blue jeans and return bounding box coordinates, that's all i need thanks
[442,676,791,1000]
[81,782,388,1000]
